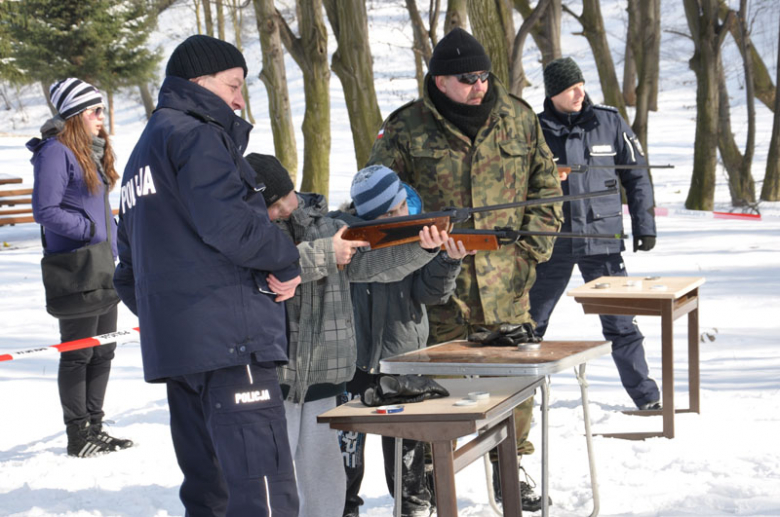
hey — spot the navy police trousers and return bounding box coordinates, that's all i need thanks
[529,251,660,407]
[167,362,298,517]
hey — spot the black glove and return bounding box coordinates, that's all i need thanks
[468,323,541,346]
[361,375,449,407]
[633,235,656,252]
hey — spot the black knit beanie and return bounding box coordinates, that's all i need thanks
[543,57,585,98]
[166,35,248,79]
[245,153,294,206]
[428,28,491,76]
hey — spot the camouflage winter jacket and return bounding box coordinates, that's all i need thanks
[367,75,563,328]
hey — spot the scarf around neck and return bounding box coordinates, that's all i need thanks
[428,75,497,142]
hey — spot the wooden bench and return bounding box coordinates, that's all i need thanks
[0,187,34,226]
[0,187,119,227]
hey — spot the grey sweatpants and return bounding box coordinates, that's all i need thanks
[284,397,347,517]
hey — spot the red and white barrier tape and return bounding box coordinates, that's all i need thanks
[0,327,140,363]
[623,205,764,221]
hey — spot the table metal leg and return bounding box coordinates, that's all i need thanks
[575,364,600,517]
[541,376,549,517]
[394,437,402,517]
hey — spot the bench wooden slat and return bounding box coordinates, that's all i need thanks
[0,214,35,226]
[0,197,32,206]
[0,207,33,216]
[1,208,119,227]
[0,188,34,197]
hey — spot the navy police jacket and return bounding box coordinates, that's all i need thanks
[114,77,300,382]
[538,95,655,256]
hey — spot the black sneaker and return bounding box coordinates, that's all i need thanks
[91,422,133,450]
[491,461,551,512]
[638,400,662,411]
[66,422,116,457]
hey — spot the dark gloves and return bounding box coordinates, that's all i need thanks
[633,235,656,252]
[361,375,449,407]
[468,323,541,346]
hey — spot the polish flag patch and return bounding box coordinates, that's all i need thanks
[376,128,384,139]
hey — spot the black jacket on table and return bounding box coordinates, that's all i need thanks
[113,76,300,382]
[538,95,655,256]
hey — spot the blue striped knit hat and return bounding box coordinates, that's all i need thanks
[351,165,407,221]
[49,78,103,120]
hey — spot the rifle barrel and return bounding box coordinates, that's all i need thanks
[559,163,675,171]
[452,229,622,240]
[467,187,617,216]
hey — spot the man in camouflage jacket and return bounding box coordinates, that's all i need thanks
[367,28,562,512]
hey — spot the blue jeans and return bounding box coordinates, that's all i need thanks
[529,250,660,407]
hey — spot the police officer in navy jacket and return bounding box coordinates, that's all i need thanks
[113,35,301,516]
[529,57,661,410]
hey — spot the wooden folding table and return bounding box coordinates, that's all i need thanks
[567,276,705,439]
[379,340,612,517]
[318,376,543,517]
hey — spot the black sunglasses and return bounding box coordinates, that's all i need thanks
[456,71,490,85]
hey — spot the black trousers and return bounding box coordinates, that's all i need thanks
[530,250,660,406]
[167,362,298,517]
[57,305,118,428]
[340,369,431,515]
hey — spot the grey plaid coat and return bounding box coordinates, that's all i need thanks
[276,193,437,403]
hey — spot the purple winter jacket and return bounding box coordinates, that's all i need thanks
[27,137,117,257]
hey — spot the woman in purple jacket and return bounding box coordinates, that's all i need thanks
[28,78,132,457]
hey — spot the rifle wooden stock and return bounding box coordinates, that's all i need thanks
[444,231,500,251]
[341,215,452,250]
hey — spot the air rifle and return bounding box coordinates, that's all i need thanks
[558,163,674,177]
[446,228,622,251]
[342,186,618,250]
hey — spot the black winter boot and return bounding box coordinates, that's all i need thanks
[66,421,116,457]
[491,460,550,512]
[91,422,133,450]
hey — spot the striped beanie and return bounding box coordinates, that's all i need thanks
[350,165,407,221]
[49,78,103,120]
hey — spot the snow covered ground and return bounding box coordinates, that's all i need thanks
[1,1,779,515]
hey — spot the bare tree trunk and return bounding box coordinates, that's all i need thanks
[718,0,775,113]
[192,0,202,34]
[445,0,467,34]
[107,89,115,136]
[717,56,756,206]
[761,10,780,201]
[42,81,56,116]
[540,0,561,65]
[229,0,254,123]
[324,0,383,169]
[253,0,297,181]
[138,83,155,119]
[278,0,330,197]
[202,0,214,37]
[683,0,732,211]
[623,0,638,107]
[631,0,660,152]
[563,0,627,120]
[467,0,513,87]
[509,0,550,97]
[216,0,225,40]
[406,0,435,95]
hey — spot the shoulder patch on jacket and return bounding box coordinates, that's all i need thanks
[593,104,619,113]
